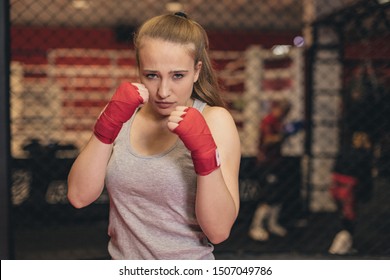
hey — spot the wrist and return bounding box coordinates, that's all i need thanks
[93,101,137,144]
[93,111,124,144]
[192,148,221,176]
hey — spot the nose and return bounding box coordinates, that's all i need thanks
[157,79,170,99]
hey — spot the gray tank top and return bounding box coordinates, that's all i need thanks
[105,99,214,259]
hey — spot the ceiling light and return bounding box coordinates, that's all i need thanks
[166,2,183,12]
[272,45,291,56]
[72,0,90,10]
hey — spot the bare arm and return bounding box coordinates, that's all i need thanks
[67,135,112,208]
[195,107,241,244]
[68,82,148,208]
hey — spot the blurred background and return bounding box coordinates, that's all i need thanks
[0,0,389,259]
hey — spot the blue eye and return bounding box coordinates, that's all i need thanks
[173,73,184,79]
[145,73,158,79]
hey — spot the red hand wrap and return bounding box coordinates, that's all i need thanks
[94,82,143,144]
[173,107,220,176]
[330,173,358,221]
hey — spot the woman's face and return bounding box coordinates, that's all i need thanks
[138,37,201,117]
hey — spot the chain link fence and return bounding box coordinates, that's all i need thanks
[6,0,390,259]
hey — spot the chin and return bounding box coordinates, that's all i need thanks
[154,106,175,117]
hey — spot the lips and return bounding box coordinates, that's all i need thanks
[155,101,175,109]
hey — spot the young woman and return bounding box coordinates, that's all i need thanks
[67,12,241,260]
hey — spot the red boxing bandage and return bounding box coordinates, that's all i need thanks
[94,82,143,144]
[330,173,358,221]
[173,107,220,176]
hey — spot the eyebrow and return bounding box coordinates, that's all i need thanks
[142,70,189,73]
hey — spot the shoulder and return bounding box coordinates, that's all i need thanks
[202,105,240,146]
[202,105,234,125]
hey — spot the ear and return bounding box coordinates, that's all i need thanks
[193,61,202,83]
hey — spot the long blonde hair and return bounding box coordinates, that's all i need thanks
[133,13,225,107]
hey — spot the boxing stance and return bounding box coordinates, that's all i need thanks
[67,13,241,260]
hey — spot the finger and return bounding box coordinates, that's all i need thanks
[175,106,188,112]
[132,83,149,103]
[170,110,187,118]
[167,121,179,131]
[168,115,183,124]
[140,92,149,104]
[132,82,145,90]
[171,106,188,118]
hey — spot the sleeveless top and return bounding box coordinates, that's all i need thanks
[105,99,214,260]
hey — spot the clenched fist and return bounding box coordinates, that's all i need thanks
[94,82,149,144]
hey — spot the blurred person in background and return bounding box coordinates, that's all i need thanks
[328,131,373,255]
[249,98,302,241]
[67,12,241,260]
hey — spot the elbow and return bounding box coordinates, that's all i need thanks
[67,182,92,209]
[208,229,231,245]
[67,198,84,209]
[67,175,102,209]
[67,192,88,209]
